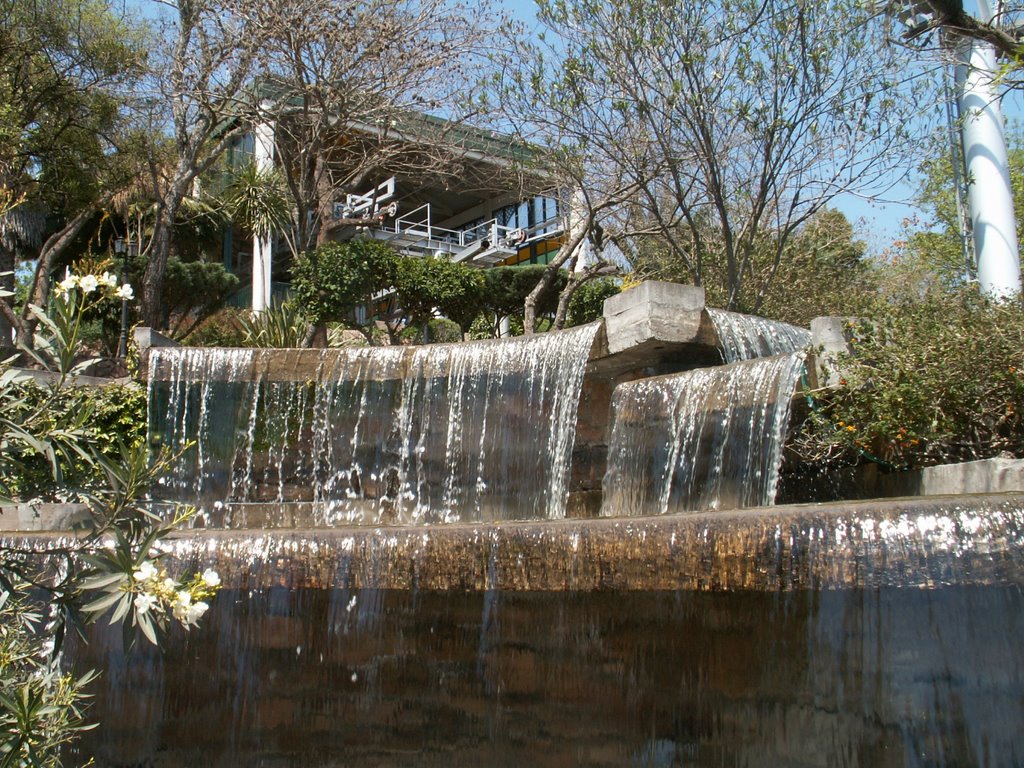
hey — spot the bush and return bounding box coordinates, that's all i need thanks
[183,307,248,347]
[291,240,398,327]
[162,258,240,339]
[466,265,567,337]
[399,317,464,345]
[797,289,1024,469]
[394,255,485,332]
[1,377,146,504]
[567,278,620,327]
[238,300,308,348]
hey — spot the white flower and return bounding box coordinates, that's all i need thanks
[57,272,79,296]
[201,569,220,588]
[100,272,118,289]
[79,274,99,294]
[134,592,157,614]
[115,283,134,300]
[133,561,158,582]
[171,590,192,622]
[184,601,209,627]
[162,577,177,592]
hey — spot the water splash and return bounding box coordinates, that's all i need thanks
[707,308,811,362]
[601,352,805,516]
[148,324,599,525]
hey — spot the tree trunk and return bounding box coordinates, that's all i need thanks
[16,206,97,348]
[552,264,619,331]
[523,223,590,335]
[142,198,179,329]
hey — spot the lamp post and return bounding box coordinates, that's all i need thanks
[113,237,133,361]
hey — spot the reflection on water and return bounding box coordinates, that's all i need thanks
[74,585,1024,767]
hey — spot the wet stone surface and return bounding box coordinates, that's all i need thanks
[70,585,1024,767]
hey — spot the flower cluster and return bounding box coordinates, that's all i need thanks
[131,560,220,630]
[55,268,133,301]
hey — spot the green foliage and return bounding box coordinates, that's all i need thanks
[472,265,566,336]
[394,255,485,333]
[566,278,619,326]
[182,307,247,348]
[400,317,465,345]
[239,300,308,348]
[291,240,399,327]
[220,162,291,241]
[755,209,876,326]
[0,587,96,768]
[162,258,241,339]
[798,289,1024,469]
[1,380,145,502]
[0,270,220,765]
[632,208,875,325]
[0,0,147,213]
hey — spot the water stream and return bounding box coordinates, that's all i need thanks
[35,495,1024,768]
[707,308,811,362]
[20,302,1022,766]
[602,352,805,515]
[149,323,599,524]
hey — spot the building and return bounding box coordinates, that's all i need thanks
[223,109,568,312]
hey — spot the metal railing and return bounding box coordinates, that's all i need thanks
[382,203,561,256]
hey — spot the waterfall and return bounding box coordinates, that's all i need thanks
[148,323,599,525]
[707,308,811,362]
[601,352,805,516]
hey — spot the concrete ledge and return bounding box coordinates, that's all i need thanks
[876,457,1024,497]
[9,494,1023,591]
[779,457,1024,505]
[0,503,92,532]
[6,368,135,388]
[134,327,179,379]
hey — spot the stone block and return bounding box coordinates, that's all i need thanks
[134,326,179,379]
[877,457,1024,497]
[601,281,712,359]
[808,316,856,390]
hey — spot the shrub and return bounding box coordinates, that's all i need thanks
[797,289,1024,469]
[567,278,620,327]
[1,381,146,502]
[394,255,485,333]
[238,300,308,348]
[183,306,248,348]
[162,258,240,339]
[291,240,398,327]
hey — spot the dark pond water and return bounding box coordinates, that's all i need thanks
[73,585,1024,767]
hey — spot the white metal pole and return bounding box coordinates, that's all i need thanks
[251,116,276,313]
[956,11,1022,298]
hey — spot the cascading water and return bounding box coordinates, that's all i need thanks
[707,307,811,362]
[11,287,1024,767]
[148,323,599,525]
[601,352,805,515]
[32,494,1024,768]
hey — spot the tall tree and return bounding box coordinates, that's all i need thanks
[506,0,931,316]
[0,0,146,346]
[253,0,520,260]
[138,0,266,328]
